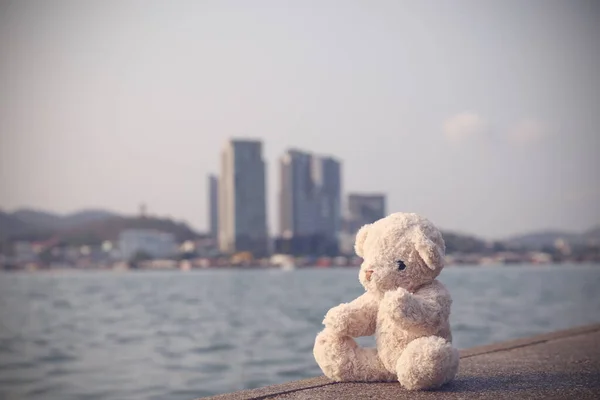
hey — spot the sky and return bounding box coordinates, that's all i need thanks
[0,0,598,239]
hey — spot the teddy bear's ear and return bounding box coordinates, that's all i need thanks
[354,223,372,258]
[414,230,445,270]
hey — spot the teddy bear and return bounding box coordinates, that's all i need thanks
[313,212,459,390]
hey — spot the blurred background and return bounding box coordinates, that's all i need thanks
[0,1,599,399]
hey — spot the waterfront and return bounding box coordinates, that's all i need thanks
[1,264,599,400]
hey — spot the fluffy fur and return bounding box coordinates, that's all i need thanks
[313,212,459,390]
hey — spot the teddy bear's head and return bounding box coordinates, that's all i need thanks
[354,212,446,294]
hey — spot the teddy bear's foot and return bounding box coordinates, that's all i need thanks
[396,336,459,390]
[313,329,395,382]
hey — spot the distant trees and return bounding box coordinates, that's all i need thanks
[62,233,103,247]
[128,250,153,269]
[39,247,59,265]
[442,232,488,254]
[0,241,14,257]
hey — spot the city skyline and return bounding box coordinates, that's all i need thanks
[2,133,600,241]
[1,1,598,239]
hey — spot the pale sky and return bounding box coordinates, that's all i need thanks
[1,0,598,239]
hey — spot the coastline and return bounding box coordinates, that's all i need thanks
[200,323,600,400]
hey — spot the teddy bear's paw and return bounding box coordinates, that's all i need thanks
[323,304,353,335]
[314,330,395,382]
[384,287,410,301]
[396,336,459,390]
[313,330,357,381]
[381,287,411,315]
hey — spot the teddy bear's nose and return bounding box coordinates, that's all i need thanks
[365,270,374,281]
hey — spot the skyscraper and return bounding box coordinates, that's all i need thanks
[208,174,218,238]
[218,139,268,256]
[279,149,317,238]
[346,193,386,233]
[278,149,341,255]
[312,155,342,241]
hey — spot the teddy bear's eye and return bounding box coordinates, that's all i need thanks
[396,260,407,271]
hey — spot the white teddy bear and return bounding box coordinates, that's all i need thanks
[313,212,459,390]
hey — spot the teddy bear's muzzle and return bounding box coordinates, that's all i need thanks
[365,270,374,281]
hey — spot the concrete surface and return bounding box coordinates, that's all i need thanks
[200,323,600,400]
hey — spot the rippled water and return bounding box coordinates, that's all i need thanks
[1,264,600,399]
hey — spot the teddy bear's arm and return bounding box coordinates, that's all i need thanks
[322,293,378,337]
[382,282,451,334]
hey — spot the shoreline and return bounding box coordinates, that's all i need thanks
[200,323,600,400]
[1,261,600,274]
[2,261,600,274]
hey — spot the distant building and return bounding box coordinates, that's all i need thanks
[277,149,341,256]
[13,241,38,264]
[118,229,177,260]
[346,193,386,233]
[218,139,268,256]
[208,174,219,238]
[279,149,317,238]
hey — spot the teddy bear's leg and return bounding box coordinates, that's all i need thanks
[395,336,459,390]
[313,329,395,382]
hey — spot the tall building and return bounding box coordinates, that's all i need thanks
[208,174,219,238]
[218,139,268,256]
[277,149,341,255]
[279,149,317,238]
[312,155,342,240]
[346,193,386,233]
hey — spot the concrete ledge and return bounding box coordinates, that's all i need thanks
[200,323,600,400]
[459,323,600,358]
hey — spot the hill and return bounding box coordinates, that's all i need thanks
[584,225,600,240]
[10,209,63,231]
[57,216,202,244]
[0,211,33,240]
[504,230,576,249]
[11,208,118,231]
[503,226,600,249]
[0,208,202,244]
[441,230,492,254]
